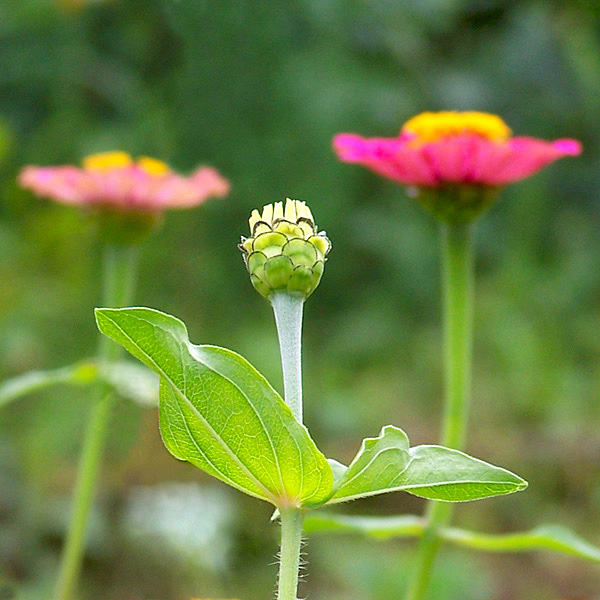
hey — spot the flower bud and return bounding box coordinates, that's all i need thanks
[239,199,331,300]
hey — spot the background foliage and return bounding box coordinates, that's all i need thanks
[1,0,599,598]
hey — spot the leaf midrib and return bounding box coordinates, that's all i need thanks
[329,456,519,504]
[194,345,331,507]
[189,344,291,501]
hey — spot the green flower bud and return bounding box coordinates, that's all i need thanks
[239,198,331,300]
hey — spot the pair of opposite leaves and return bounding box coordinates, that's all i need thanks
[96,307,526,510]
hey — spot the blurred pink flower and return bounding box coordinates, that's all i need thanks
[19,151,230,212]
[333,111,581,187]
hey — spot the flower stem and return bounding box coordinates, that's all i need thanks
[270,292,306,600]
[277,508,304,600]
[405,221,474,600]
[54,244,138,600]
[270,292,305,423]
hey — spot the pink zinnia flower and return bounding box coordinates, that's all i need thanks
[333,111,581,222]
[19,151,230,213]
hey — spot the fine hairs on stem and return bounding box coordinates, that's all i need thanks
[276,508,305,600]
[275,527,308,584]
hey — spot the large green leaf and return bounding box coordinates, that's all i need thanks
[95,307,333,508]
[328,426,527,504]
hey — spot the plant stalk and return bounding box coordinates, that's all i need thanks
[271,292,306,600]
[54,244,138,600]
[405,221,474,600]
[277,507,304,600]
[271,292,305,423]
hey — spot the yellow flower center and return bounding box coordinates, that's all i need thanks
[83,151,133,171]
[137,156,170,175]
[82,152,171,175]
[402,111,512,143]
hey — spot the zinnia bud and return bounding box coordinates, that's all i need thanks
[239,199,331,300]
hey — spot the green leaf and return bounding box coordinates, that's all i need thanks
[329,426,410,503]
[327,458,349,490]
[442,524,600,562]
[328,426,527,504]
[398,444,527,501]
[0,360,158,409]
[95,307,333,508]
[0,361,96,408]
[304,514,600,563]
[304,513,424,539]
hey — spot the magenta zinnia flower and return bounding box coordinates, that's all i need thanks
[19,151,230,213]
[333,111,581,222]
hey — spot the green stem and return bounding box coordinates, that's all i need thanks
[277,508,304,600]
[405,221,474,600]
[270,292,306,600]
[270,292,305,423]
[54,244,138,600]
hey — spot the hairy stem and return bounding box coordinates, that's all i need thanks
[54,244,138,600]
[277,508,304,600]
[405,221,474,600]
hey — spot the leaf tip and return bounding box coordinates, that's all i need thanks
[94,306,108,330]
[94,306,121,336]
[516,478,528,492]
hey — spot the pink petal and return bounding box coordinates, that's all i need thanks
[333,131,582,188]
[481,137,582,185]
[18,166,89,205]
[18,163,230,212]
[420,135,485,184]
[333,134,437,185]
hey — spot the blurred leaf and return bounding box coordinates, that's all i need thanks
[102,361,158,408]
[305,512,424,538]
[305,514,600,563]
[0,361,94,408]
[327,425,527,504]
[95,306,334,508]
[0,359,157,409]
[443,524,600,562]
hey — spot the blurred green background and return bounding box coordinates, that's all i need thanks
[1,0,599,598]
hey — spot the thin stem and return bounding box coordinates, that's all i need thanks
[405,221,474,600]
[277,508,304,600]
[270,292,306,600]
[54,244,138,600]
[440,221,473,449]
[270,292,305,423]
